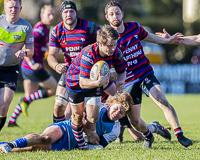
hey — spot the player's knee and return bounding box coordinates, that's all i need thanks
[54,94,68,107]
[41,135,52,144]
[72,113,83,125]
[86,115,98,124]
[130,119,140,127]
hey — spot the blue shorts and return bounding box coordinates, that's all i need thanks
[47,122,70,151]
[21,68,50,83]
[124,72,160,104]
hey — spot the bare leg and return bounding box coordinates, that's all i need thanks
[149,85,180,129]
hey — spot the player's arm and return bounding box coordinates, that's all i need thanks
[177,35,200,46]
[143,32,177,44]
[47,47,67,74]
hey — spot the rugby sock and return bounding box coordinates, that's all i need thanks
[0,117,6,131]
[174,127,183,137]
[147,124,157,133]
[143,129,153,139]
[71,123,86,147]
[8,104,22,123]
[53,115,65,123]
[8,137,28,148]
[24,89,49,104]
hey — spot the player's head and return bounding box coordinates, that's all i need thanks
[106,92,132,121]
[97,25,119,57]
[60,1,77,25]
[105,1,124,27]
[4,0,22,23]
[4,0,21,5]
[40,5,55,26]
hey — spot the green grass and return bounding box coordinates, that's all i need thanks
[0,93,199,160]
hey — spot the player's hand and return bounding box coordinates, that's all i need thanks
[15,50,26,59]
[30,63,42,70]
[116,82,124,93]
[55,63,68,74]
[98,72,110,87]
[155,29,171,38]
[110,68,117,81]
[87,131,100,145]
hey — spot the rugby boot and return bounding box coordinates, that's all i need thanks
[0,143,12,154]
[5,122,19,127]
[177,135,192,147]
[142,135,154,149]
[20,97,29,117]
[79,144,103,150]
[150,121,171,141]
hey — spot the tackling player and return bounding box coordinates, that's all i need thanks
[65,25,126,149]
[0,93,131,153]
[6,4,57,127]
[0,0,34,131]
[47,1,100,123]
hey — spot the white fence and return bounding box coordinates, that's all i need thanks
[152,64,200,94]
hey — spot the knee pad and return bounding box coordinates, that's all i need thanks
[55,93,68,106]
[84,96,101,106]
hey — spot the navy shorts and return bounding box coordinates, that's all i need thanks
[0,65,19,91]
[119,116,132,128]
[21,68,50,83]
[124,72,160,104]
[66,87,104,104]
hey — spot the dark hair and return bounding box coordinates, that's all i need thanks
[97,25,119,45]
[60,1,77,18]
[105,1,123,15]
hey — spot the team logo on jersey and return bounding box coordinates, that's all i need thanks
[13,35,21,40]
[134,35,138,39]
[29,37,34,42]
[145,77,150,84]
[61,40,67,45]
[96,88,101,95]
[103,131,107,134]
[81,38,85,42]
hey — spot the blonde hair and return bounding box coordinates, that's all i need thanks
[4,0,21,5]
[106,92,133,114]
[41,4,53,14]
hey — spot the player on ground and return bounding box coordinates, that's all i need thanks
[104,1,192,148]
[0,0,34,131]
[47,1,100,123]
[65,25,126,149]
[0,93,131,153]
[6,4,57,127]
[116,116,171,142]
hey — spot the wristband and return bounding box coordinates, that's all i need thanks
[55,63,59,70]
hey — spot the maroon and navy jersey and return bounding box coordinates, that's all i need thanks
[49,18,99,68]
[117,21,153,87]
[66,43,126,92]
[21,21,49,72]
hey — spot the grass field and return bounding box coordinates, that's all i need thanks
[0,93,199,160]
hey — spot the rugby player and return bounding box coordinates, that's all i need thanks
[0,93,131,153]
[65,25,126,149]
[47,1,100,123]
[104,1,192,148]
[0,0,34,131]
[6,4,57,126]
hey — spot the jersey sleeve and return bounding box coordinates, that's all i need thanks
[79,47,95,79]
[100,121,120,147]
[87,21,100,41]
[25,23,34,48]
[113,49,127,73]
[49,26,60,48]
[133,21,148,40]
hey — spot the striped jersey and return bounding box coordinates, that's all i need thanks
[21,21,49,72]
[0,15,33,67]
[66,43,126,91]
[49,18,99,68]
[117,21,153,87]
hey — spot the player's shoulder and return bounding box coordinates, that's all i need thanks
[0,14,5,21]
[18,17,32,27]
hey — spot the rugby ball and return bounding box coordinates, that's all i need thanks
[90,60,109,80]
